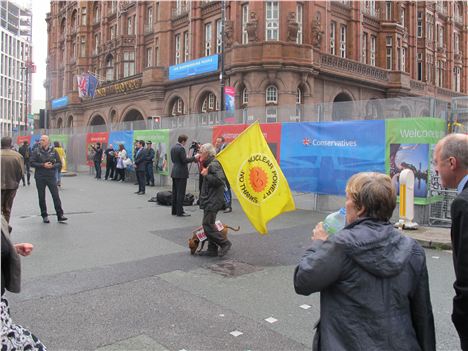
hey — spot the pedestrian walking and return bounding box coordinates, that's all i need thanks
[294,172,435,351]
[433,133,468,351]
[198,143,232,257]
[133,140,147,195]
[0,137,24,223]
[170,135,197,217]
[1,216,47,350]
[104,144,116,180]
[18,141,31,186]
[145,141,155,186]
[91,142,103,179]
[30,135,67,223]
[53,141,66,187]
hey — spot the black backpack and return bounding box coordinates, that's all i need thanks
[156,191,195,206]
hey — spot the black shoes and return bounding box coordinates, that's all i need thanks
[218,241,232,257]
[58,216,68,222]
[223,207,232,213]
[177,212,191,217]
[42,217,50,223]
[137,192,145,195]
[198,250,218,257]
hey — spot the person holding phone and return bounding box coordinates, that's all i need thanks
[30,135,67,223]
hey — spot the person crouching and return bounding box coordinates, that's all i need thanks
[198,143,232,257]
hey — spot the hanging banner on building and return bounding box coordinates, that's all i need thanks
[86,132,109,167]
[51,96,69,110]
[280,120,386,195]
[77,73,99,98]
[212,123,282,163]
[224,86,235,113]
[169,54,219,80]
[385,117,446,204]
[133,129,170,176]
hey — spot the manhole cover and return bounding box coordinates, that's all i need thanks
[208,260,262,277]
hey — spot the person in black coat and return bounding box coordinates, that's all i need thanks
[145,141,155,186]
[198,143,232,257]
[170,134,197,217]
[294,172,435,351]
[104,144,116,180]
[433,133,468,351]
[30,135,67,223]
[133,140,147,195]
[18,141,31,186]
[91,142,103,179]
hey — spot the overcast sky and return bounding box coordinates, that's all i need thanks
[31,0,49,104]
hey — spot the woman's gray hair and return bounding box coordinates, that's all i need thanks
[440,133,468,169]
[346,172,396,221]
[200,143,216,157]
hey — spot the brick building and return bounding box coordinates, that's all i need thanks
[45,1,468,129]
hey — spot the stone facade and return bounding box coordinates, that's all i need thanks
[45,1,468,128]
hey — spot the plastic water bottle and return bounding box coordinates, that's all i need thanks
[323,208,346,236]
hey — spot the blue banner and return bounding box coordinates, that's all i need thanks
[51,96,69,110]
[108,130,134,160]
[169,54,219,80]
[280,121,386,195]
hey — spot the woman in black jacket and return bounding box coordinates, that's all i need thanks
[1,216,46,350]
[294,172,435,351]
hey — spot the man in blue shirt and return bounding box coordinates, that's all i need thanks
[433,133,468,350]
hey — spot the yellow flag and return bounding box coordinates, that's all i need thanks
[217,122,295,234]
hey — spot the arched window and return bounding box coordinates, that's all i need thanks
[201,92,217,113]
[171,97,184,116]
[242,88,248,106]
[71,10,77,31]
[106,55,114,81]
[265,86,278,104]
[67,115,74,128]
[296,88,302,104]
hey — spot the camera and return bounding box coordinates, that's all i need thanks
[189,141,201,152]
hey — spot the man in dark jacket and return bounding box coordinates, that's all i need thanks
[170,135,196,217]
[434,133,468,350]
[30,135,67,223]
[215,136,232,213]
[91,142,103,179]
[1,137,24,223]
[133,140,147,195]
[294,172,435,351]
[104,144,116,180]
[18,141,31,186]
[145,141,155,186]
[198,143,232,257]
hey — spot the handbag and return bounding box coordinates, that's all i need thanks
[123,157,133,167]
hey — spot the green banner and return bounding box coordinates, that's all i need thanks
[49,134,69,150]
[385,118,446,205]
[133,130,170,176]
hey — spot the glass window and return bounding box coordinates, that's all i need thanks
[362,33,367,64]
[386,36,392,70]
[385,1,392,20]
[417,11,423,38]
[156,38,160,66]
[81,7,87,26]
[127,17,133,35]
[241,4,249,44]
[454,32,460,54]
[80,36,86,57]
[340,25,347,58]
[330,22,336,55]
[146,47,153,67]
[106,55,114,81]
[417,52,423,81]
[147,7,153,24]
[205,23,212,56]
[266,86,278,104]
[123,51,135,77]
[184,31,189,62]
[175,34,181,64]
[265,1,279,41]
[216,19,222,54]
[296,3,303,44]
[242,88,248,105]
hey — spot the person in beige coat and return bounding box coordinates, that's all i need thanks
[1,137,24,223]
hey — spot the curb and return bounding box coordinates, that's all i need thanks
[413,239,452,251]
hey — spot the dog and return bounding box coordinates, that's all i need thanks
[188,223,240,255]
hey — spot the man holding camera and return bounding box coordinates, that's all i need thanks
[170,135,198,217]
[30,135,67,223]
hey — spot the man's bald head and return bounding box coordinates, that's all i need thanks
[434,133,468,188]
[39,135,50,148]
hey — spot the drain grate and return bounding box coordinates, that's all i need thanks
[208,259,262,277]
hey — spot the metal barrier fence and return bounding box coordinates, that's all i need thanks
[15,96,452,224]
